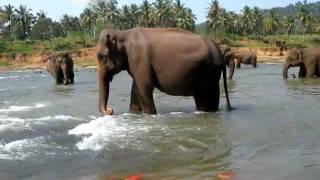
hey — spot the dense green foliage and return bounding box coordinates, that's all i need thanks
[0,0,319,56]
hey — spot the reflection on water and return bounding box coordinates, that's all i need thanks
[0,65,320,179]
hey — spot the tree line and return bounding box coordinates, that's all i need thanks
[0,0,318,42]
[0,0,196,41]
[205,0,319,40]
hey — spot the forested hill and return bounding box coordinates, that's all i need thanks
[267,1,320,18]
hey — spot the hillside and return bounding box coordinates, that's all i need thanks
[268,1,320,19]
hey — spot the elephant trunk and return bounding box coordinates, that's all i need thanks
[228,59,235,80]
[61,62,68,85]
[283,62,290,79]
[98,66,110,114]
[223,65,233,111]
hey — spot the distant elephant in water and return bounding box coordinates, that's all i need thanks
[233,51,257,69]
[96,28,232,115]
[47,52,74,85]
[283,48,320,78]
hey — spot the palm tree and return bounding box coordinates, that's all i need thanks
[264,10,279,35]
[15,5,34,39]
[36,10,47,20]
[298,0,311,35]
[140,0,154,27]
[154,0,173,27]
[176,8,196,31]
[105,0,120,27]
[80,8,97,37]
[241,6,252,35]
[120,5,131,29]
[206,0,222,39]
[252,7,263,36]
[3,4,15,33]
[284,15,295,42]
[129,4,142,28]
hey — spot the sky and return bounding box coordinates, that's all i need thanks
[0,0,319,23]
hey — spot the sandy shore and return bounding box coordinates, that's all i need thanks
[0,47,285,71]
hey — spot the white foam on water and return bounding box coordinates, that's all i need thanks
[69,115,145,151]
[0,103,48,113]
[0,137,45,160]
[35,115,77,121]
[0,75,31,80]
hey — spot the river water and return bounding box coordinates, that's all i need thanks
[0,64,320,179]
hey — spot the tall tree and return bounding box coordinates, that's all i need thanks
[206,0,222,39]
[241,6,252,34]
[140,0,154,27]
[80,8,97,37]
[284,15,295,42]
[14,5,34,40]
[298,0,311,35]
[252,7,263,36]
[36,10,47,20]
[3,4,15,35]
[264,10,279,35]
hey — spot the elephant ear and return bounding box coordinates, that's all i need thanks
[106,33,118,52]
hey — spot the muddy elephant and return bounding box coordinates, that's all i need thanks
[96,28,232,115]
[283,48,320,78]
[47,52,74,85]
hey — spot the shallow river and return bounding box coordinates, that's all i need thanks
[0,64,320,180]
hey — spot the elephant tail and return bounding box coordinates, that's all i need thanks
[223,64,233,111]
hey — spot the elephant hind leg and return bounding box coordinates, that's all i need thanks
[194,82,220,112]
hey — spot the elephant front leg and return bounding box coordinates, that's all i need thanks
[130,82,142,113]
[135,81,157,114]
[299,64,307,78]
[236,59,241,69]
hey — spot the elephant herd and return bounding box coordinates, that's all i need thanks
[45,28,320,115]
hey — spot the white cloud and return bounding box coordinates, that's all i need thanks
[71,0,89,6]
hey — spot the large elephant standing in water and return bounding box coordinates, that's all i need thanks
[96,28,232,115]
[47,52,74,85]
[283,48,320,78]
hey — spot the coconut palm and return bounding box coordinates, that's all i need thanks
[241,6,252,34]
[120,5,131,29]
[105,0,120,27]
[80,8,97,37]
[176,8,196,31]
[264,10,279,35]
[140,0,154,27]
[252,7,263,36]
[129,4,142,28]
[298,0,311,35]
[3,4,15,33]
[15,5,34,39]
[284,15,295,42]
[36,10,47,20]
[206,0,222,39]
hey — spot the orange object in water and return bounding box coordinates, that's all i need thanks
[216,171,236,179]
[125,173,144,180]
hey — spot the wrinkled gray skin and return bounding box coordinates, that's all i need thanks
[96,28,232,115]
[47,52,74,85]
[283,48,320,78]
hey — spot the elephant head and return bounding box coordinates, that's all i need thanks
[96,30,128,114]
[219,44,235,79]
[283,48,303,78]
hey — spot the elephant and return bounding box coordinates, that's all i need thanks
[219,44,236,80]
[47,52,74,85]
[283,48,320,79]
[233,51,257,69]
[96,28,232,115]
